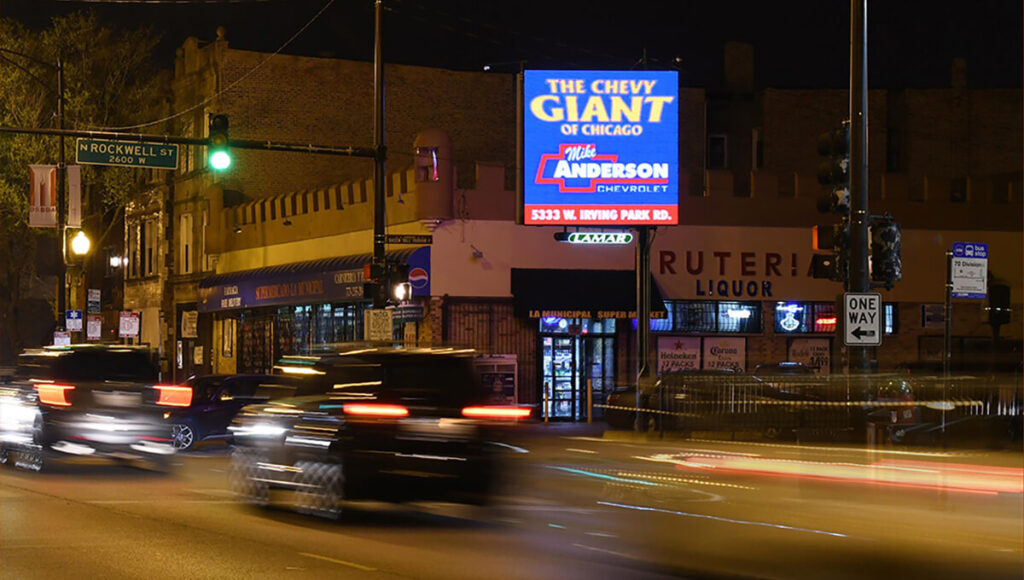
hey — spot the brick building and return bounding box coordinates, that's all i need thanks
[123,35,1020,420]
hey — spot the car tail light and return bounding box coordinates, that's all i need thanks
[154,385,192,407]
[36,383,75,407]
[461,406,532,420]
[342,403,409,417]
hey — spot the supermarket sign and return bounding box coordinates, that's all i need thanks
[521,70,678,226]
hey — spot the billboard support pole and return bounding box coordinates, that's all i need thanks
[635,225,652,432]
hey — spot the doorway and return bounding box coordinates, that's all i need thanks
[539,318,616,421]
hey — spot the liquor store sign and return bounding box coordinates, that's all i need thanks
[77,138,178,170]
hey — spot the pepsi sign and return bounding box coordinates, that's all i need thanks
[522,70,679,226]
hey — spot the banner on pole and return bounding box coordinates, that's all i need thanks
[67,165,82,228]
[29,165,57,228]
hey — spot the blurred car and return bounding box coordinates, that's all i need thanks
[0,344,183,471]
[165,374,300,450]
[229,345,532,518]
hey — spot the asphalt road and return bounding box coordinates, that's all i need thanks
[2,428,1021,579]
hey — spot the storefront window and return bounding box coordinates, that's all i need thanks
[885,304,897,334]
[775,302,897,334]
[717,302,762,333]
[657,301,762,333]
[540,317,616,335]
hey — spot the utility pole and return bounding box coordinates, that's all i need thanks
[848,0,871,375]
[56,56,67,333]
[635,225,652,432]
[371,0,387,308]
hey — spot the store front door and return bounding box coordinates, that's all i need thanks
[539,318,616,421]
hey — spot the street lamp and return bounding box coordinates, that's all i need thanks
[71,230,91,256]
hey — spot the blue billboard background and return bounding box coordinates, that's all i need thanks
[522,70,679,226]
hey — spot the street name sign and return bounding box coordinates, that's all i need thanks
[951,241,988,299]
[843,292,882,346]
[384,234,433,245]
[76,138,179,169]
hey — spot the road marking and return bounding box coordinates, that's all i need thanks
[184,488,235,497]
[572,543,639,560]
[298,552,377,572]
[87,499,235,504]
[565,448,598,454]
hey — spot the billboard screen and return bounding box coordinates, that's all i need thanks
[522,70,678,226]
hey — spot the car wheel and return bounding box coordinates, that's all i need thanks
[16,445,46,472]
[171,422,198,451]
[295,460,344,519]
[230,448,270,507]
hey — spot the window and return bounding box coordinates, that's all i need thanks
[717,302,762,333]
[143,218,158,276]
[950,177,967,203]
[774,302,896,335]
[179,213,193,275]
[885,303,897,335]
[126,222,140,278]
[707,134,728,169]
[752,128,763,170]
[415,146,440,182]
[201,210,210,271]
[657,301,762,334]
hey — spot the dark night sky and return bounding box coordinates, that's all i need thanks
[1,0,1021,89]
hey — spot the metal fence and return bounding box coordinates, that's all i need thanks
[608,372,1023,447]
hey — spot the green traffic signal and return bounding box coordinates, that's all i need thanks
[210,150,231,170]
[208,113,231,171]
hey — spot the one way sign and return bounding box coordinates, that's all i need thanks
[844,292,882,346]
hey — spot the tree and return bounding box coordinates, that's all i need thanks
[0,12,170,362]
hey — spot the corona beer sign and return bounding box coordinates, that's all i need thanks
[522,70,679,226]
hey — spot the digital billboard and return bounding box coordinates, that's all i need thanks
[522,70,678,226]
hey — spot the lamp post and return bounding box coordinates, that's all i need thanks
[0,49,67,333]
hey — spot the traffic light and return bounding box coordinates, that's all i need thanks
[812,222,848,252]
[387,263,411,303]
[869,219,902,284]
[811,220,848,283]
[811,254,841,281]
[816,123,850,215]
[362,262,386,301]
[208,114,231,171]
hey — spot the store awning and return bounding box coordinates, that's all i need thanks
[511,268,667,319]
[198,247,429,313]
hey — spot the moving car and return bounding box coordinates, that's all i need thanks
[0,344,184,471]
[166,374,299,450]
[229,345,532,518]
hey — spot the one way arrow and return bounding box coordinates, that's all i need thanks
[851,327,876,339]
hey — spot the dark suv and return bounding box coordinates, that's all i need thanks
[0,344,185,471]
[229,345,531,518]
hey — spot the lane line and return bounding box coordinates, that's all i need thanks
[298,552,377,572]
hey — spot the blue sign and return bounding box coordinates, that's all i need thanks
[951,242,989,299]
[952,241,988,259]
[65,309,83,332]
[522,70,678,226]
[198,247,431,313]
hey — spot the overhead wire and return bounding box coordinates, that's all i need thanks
[87,0,336,131]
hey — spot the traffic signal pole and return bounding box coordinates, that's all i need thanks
[371,0,387,308]
[848,0,871,375]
